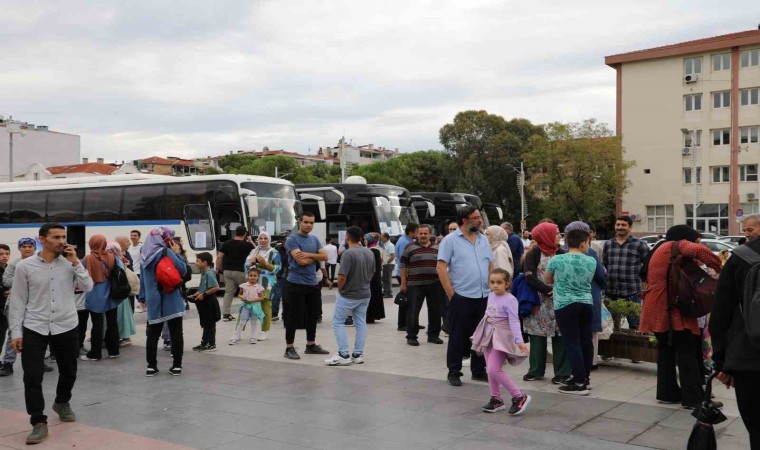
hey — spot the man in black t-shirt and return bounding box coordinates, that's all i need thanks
[216,226,254,321]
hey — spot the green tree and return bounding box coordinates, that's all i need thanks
[523,118,633,226]
[216,154,258,173]
[203,167,223,175]
[439,110,545,217]
[350,150,454,191]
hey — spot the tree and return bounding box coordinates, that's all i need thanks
[439,110,545,218]
[203,167,223,175]
[523,118,634,227]
[350,150,455,191]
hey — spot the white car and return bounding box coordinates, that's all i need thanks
[639,235,663,249]
[719,235,746,245]
[700,239,736,256]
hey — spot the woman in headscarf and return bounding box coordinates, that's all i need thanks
[564,221,607,369]
[522,222,571,383]
[639,224,722,408]
[365,233,385,323]
[245,231,281,341]
[138,227,187,376]
[106,241,136,347]
[81,235,121,361]
[486,225,515,277]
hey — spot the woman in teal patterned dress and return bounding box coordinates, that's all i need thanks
[245,231,281,341]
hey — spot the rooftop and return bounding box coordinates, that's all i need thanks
[605,28,760,65]
[47,162,118,175]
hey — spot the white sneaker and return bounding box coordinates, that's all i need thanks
[257,331,268,341]
[135,305,144,313]
[250,338,257,344]
[351,354,365,364]
[229,339,237,345]
[325,354,352,366]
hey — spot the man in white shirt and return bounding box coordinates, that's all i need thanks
[9,223,94,445]
[127,230,143,312]
[324,237,339,285]
[380,233,396,298]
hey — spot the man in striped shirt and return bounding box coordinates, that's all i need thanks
[400,225,444,346]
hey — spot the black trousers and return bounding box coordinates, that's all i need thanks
[284,282,321,345]
[202,324,216,346]
[446,293,487,376]
[77,310,89,350]
[21,327,78,425]
[654,331,703,407]
[554,302,594,384]
[146,317,183,369]
[87,308,119,359]
[734,371,760,449]
[406,283,444,339]
[327,264,337,283]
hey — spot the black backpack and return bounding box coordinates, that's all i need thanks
[727,245,760,350]
[109,263,132,300]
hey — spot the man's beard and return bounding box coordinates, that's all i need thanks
[468,225,480,233]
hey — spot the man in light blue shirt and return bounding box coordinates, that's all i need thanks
[394,223,418,331]
[437,205,493,387]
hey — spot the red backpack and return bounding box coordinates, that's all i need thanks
[155,251,182,294]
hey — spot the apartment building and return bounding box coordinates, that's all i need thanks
[606,29,760,235]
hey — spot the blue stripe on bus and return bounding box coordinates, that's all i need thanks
[0,220,182,229]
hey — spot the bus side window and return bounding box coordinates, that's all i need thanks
[11,192,46,223]
[0,193,10,223]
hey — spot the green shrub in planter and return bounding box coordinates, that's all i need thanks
[604,299,642,331]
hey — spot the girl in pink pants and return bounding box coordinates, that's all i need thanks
[471,269,531,415]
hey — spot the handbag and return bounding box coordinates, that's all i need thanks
[394,291,408,307]
[109,263,132,301]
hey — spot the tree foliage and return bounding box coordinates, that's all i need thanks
[523,118,633,226]
[350,151,455,191]
[439,110,545,218]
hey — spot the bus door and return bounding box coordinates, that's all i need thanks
[183,203,216,253]
[66,225,86,260]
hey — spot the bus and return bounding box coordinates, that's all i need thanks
[0,174,301,283]
[296,177,421,244]
[411,192,504,236]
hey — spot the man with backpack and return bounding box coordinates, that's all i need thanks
[712,214,760,449]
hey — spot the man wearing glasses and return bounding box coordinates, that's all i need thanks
[437,205,493,386]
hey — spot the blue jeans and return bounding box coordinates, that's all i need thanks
[271,279,284,317]
[332,293,370,357]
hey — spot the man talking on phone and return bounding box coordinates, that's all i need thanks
[8,223,94,445]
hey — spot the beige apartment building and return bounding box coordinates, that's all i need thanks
[606,29,760,235]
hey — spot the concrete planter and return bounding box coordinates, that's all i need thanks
[598,330,658,363]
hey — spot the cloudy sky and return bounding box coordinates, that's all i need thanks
[0,1,754,161]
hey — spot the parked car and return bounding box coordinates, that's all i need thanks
[700,232,722,240]
[719,235,746,245]
[639,235,663,249]
[700,239,736,256]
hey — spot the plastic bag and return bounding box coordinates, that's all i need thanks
[600,303,614,339]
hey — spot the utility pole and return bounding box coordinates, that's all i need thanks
[518,161,527,232]
[339,137,346,183]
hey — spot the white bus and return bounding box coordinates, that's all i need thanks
[0,174,301,283]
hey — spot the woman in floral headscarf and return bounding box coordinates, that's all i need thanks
[138,227,187,376]
[81,235,121,361]
[245,231,281,341]
[522,222,571,383]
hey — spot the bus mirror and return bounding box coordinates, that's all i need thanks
[245,195,259,218]
[496,206,503,221]
[297,194,326,220]
[294,200,304,218]
[426,201,436,218]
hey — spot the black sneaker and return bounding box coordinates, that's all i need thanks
[427,336,444,344]
[43,364,54,372]
[284,347,300,360]
[271,316,280,322]
[304,344,329,355]
[407,337,420,346]
[559,383,590,396]
[471,373,488,382]
[447,373,462,386]
[482,396,505,413]
[223,314,235,322]
[169,367,182,376]
[523,373,545,381]
[145,367,159,377]
[345,316,354,326]
[552,375,573,385]
[508,394,532,415]
[0,363,13,376]
[192,343,205,351]
[200,344,217,352]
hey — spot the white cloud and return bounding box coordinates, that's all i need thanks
[0,0,754,161]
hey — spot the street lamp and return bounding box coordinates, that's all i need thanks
[6,117,25,182]
[681,128,699,230]
[505,162,527,232]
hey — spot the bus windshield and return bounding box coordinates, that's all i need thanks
[241,182,298,237]
[374,194,407,236]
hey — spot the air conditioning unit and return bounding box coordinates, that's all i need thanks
[682,147,692,156]
[748,193,756,201]
[630,214,642,222]
[684,74,699,83]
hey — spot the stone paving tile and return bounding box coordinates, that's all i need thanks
[259,424,429,450]
[550,397,622,416]
[715,432,752,450]
[360,421,463,449]
[657,407,736,433]
[472,423,574,448]
[507,410,596,433]
[438,436,533,450]
[572,416,652,443]
[206,436,318,450]
[558,435,653,450]
[627,424,693,449]
[602,402,676,425]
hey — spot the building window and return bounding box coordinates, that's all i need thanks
[713,128,731,146]
[684,57,702,76]
[646,205,674,233]
[712,53,731,71]
[740,164,758,182]
[712,166,730,183]
[741,49,760,68]
[684,94,702,111]
[685,203,729,235]
[741,88,759,106]
[684,130,702,147]
[741,126,760,144]
[683,167,702,184]
[713,91,731,109]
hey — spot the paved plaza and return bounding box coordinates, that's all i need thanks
[0,289,751,449]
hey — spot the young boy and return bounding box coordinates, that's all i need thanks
[544,229,597,395]
[230,268,265,345]
[192,252,221,352]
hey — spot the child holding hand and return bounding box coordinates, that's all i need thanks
[230,268,265,345]
[471,268,531,415]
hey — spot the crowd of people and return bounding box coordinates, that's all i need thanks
[1,209,759,447]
